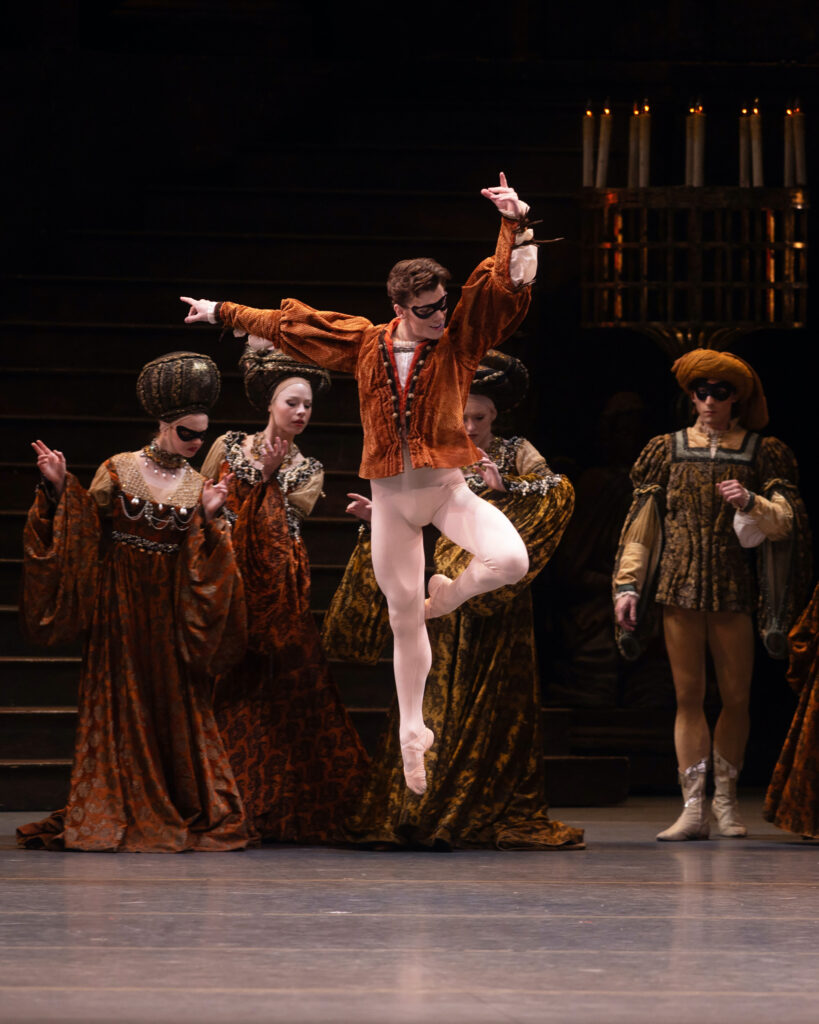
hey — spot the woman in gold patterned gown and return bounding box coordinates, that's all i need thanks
[18,352,251,853]
[201,345,370,844]
[322,351,584,850]
[614,350,810,842]
[764,582,819,838]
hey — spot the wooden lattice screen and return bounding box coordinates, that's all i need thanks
[581,187,808,356]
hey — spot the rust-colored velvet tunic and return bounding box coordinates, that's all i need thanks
[203,433,370,844]
[322,437,584,850]
[17,455,251,853]
[216,218,530,479]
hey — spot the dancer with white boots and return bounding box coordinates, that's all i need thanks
[613,350,810,841]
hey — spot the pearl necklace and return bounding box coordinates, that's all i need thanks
[142,440,188,482]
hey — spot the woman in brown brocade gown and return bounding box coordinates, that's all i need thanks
[764,583,819,838]
[322,351,584,850]
[18,352,252,853]
[201,344,369,844]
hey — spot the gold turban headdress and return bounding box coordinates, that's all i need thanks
[136,351,221,421]
[470,349,529,412]
[671,349,768,430]
[240,346,331,413]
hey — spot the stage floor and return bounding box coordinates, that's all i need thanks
[1,796,817,1024]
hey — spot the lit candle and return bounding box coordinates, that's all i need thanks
[739,107,750,187]
[793,101,807,185]
[638,100,651,187]
[685,104,694,185]
[784,106,794,187]
[582,105,595,187]
[595,104,612,189]
[750,101,763,187]
[627,102,639,187]
[692,102,705,187]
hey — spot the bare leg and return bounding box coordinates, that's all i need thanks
[426,482,529,618]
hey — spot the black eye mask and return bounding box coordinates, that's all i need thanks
[175,425,207,442]
[692,381,735,402]
[410,294,448,319]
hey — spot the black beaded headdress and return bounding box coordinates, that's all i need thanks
[136,351,221,421]
[470,349,529,412]
[240,346,331,413]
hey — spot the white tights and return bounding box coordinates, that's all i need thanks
[370,463,528,745]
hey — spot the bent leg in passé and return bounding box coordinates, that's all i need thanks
[425,481,528,619]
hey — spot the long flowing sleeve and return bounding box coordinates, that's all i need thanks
[321,528,391,665]
[20,473,102,646]
[174,514,247,676]
[230,476,313,657]
[611,435,670,659]
[754,436,812,657]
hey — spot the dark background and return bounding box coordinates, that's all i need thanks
[2,0,818,788]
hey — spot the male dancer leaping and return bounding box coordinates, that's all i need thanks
[182,173,538,794]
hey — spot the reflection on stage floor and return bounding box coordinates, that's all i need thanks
[1,796,817,1024]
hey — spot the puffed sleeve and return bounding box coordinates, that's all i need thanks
[287,465,325,519]
[218,299,373,374]
[444,218,532,371]
[201,435,228,482]
[20,471,103,645]
[610,436,670,660]
[612,435,670,597]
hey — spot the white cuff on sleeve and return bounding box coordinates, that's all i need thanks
[733,509,766,548]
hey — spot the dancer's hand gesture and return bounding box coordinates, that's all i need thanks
[202,473,234,521]
[345,492,372,523]
[31,440,66,497]
[180,296,217,323]
[481,172,526,220]
[471,449,506,492]
[258,437,289,481]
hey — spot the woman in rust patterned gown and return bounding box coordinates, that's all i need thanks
[322,351,584,850]
[764,583,819,838]
[201,344,369,844]
[18,352,252,853]
[614,350,810,841]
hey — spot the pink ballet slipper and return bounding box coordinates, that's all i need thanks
[401,728,435,795]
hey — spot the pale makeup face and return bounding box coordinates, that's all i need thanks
[393,283,447,343]
[157,412,208,459]
[691,379,734,432]
[464,394,497,451]
[268,378,313,438]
